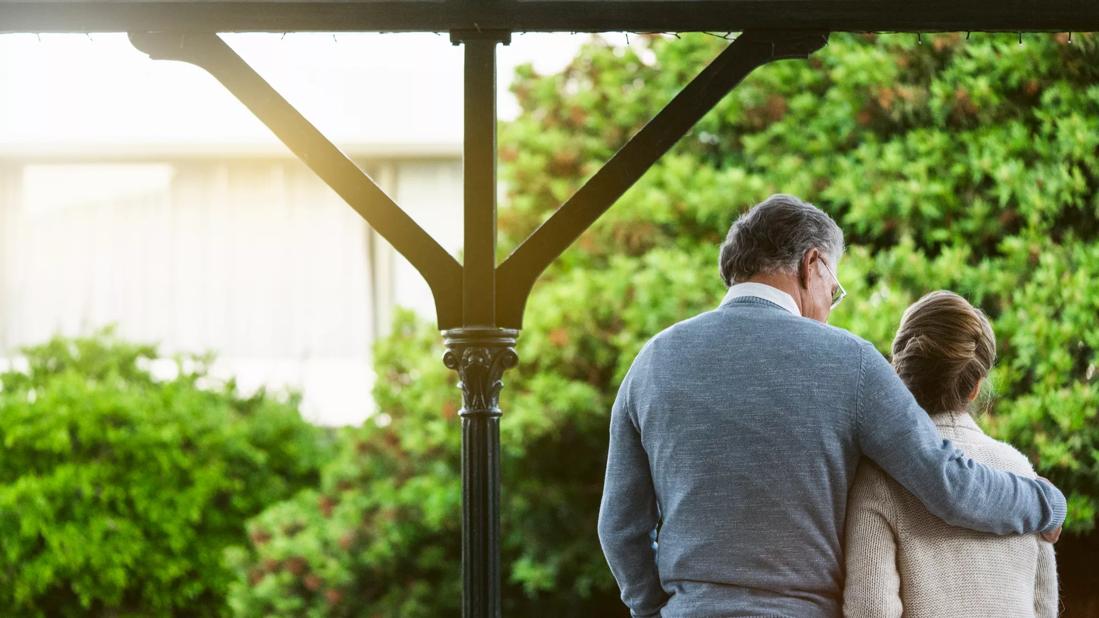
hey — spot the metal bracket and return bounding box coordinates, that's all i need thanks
[494,30,829,328]
[449,29,512,46]
[128,31,464,329]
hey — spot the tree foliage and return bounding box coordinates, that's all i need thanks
[228,32,1099,615]
[0,329,333,616]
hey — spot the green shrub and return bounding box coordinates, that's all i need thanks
[229,31,1099,615]
[225,313,463,617]
[0,329,333,616]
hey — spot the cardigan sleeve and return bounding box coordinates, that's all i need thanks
[1034,538,1060,617]
[843,461,903,618]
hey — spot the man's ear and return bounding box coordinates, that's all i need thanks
[798,249,818,290]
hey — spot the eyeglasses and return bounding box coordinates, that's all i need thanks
[818,259,847,310]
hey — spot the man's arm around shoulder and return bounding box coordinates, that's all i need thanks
[597,372,668,617]
[854,340,1066,535]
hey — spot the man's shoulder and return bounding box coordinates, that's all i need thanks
[659,304,873,347]
[632,306,877,379]
[802,317,876,351]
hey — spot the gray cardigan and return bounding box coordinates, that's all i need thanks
[596,295,1066,617]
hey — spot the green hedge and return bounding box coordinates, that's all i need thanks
[0,330,333,616]
[227,32,1099,615]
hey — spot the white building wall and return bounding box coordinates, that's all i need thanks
[0,156,460,425]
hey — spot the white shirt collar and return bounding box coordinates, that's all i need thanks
[720,282,801,317]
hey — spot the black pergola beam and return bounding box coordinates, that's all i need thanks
[128,31,464,329]
[449,29,511,618]
[3,1,1099,34]
[496,30,827,328]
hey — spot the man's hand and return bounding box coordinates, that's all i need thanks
[1037,477,1063,543]
[1040,525,1062,544]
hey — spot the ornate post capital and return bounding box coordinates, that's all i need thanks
[442,328,519,417]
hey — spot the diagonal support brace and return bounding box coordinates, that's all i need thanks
[495,30,829,328]
[128,31,464,329]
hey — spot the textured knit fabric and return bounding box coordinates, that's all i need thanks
[844,412,1059,618]
[596,295,1067,618]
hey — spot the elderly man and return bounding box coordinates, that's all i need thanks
[596,194,1066,617]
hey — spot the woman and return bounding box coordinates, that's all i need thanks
[843,291,1058,617]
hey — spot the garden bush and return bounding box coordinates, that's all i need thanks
[228,31,1099,615]
[0,329,333,616]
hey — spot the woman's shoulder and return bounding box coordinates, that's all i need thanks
[978,435,1038,478]
[933,412,1038,478]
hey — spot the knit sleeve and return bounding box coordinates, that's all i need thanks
[597,369,668,617]
[843,461,903,618]
[1034,538,1060,617]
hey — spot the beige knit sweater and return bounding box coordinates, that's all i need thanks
[843,411,1059,617]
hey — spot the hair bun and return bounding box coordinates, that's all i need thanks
[891,290,997,415]
[899,332,978,364]
[899,333,937,357]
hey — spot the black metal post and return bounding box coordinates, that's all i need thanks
[443,328,517,618]
[461,35,500,327]
[448,29,513,618]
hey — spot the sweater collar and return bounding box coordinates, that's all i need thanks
[930,411,984,436]
[719,282,801,317]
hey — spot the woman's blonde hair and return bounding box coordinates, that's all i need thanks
[891,290,996,415]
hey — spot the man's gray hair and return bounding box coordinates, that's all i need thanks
[718,194,845,286]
